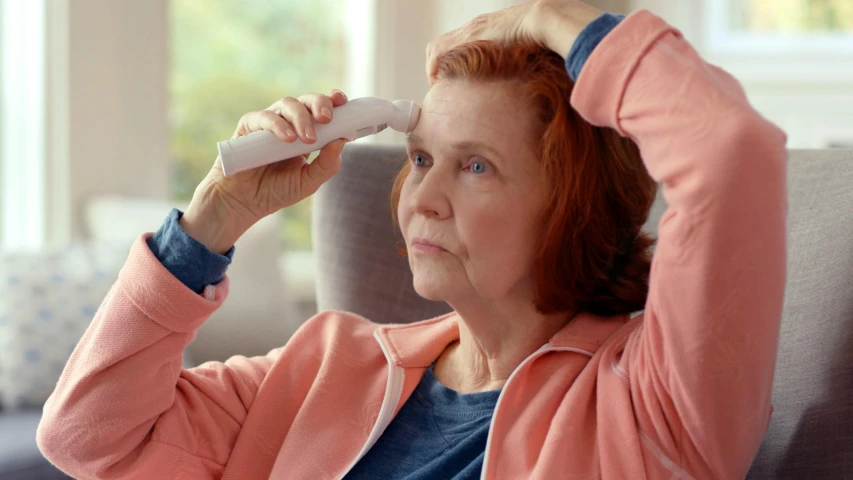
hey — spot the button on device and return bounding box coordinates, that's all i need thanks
[355,126,376,138]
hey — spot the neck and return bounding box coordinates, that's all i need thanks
[434,302,575,393]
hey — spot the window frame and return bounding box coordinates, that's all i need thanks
[703,0,853,55]
[0,0,71,251]
[0,0,48,251]
[628,0,853,86]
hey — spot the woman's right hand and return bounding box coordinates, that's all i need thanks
[180,90,349,254]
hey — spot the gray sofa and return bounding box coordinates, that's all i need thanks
[313,144,853,479]
[0,352,191,480]
[0,412,70,479]
[2,144,850,479]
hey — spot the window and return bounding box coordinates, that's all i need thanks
[169,0,346,251]
[705,0,853,54]
[728,0,853,33]
[0,0,47,251]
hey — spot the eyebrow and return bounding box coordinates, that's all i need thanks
[406,133,506,163]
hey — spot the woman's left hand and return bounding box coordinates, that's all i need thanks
[425,0,604,83]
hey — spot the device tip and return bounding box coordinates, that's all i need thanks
[392,99,420,133]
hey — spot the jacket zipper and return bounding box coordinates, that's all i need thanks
[479,345,595,480]
[336,330,406,479]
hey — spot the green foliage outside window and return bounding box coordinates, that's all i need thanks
[170,0,345,251]
[732,0,853,32]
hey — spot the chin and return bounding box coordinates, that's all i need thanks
[412,280,446,301]
[411,271,459,301]
[409,259,465,301]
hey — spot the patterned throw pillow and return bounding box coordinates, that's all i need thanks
[0,242,127,410]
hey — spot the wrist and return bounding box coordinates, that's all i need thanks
[181,193,248,255]
[532,0,604,58]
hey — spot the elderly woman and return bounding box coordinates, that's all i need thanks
[38,0,787,479]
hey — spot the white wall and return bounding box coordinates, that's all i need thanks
[367,0,524,144]
[632,0,853,149]
[52,0,525,239]
[433,0,630,35]
[372,0,629,107]
[57,0,631,231]
[58,0,850,243]
[426,0,853,150]
[435,0,512,36]
[56,0,170,240]
[366,0,634,143]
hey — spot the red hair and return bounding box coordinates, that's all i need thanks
[390,41,657,316]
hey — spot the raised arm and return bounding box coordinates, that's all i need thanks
[39,90,351,478]
[569,10,787,479]
[426,2,786,476]
[37,233,279,478]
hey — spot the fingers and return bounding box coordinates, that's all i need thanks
[301,138,347,196]
[425,9,514,84]
[234,110,295,142]
[297,89,349,124]
[298,93,335,125]
[425,35,454,83]
[266,90,349,144]
[329,89,348,106]
[425,42,435,82]
[232,90,349,146]
[274,97,317,143]
[425,32,460,84]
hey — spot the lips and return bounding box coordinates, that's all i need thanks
[411,237,446,251]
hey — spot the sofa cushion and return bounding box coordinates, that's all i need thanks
[85,195,300,362]
[744,149,853,479]
[314,144,853,479]
[312,144,453,322]
[0,411,71,479]
[0,243,125,410]
[639,149,853,479]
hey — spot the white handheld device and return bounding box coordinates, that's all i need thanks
[217,97,420,176]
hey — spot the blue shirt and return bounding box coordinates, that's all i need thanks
[146,208,233,294]
[148,11,623,478]
[344,365,501,480]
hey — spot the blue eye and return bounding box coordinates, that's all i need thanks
[412,152,428,167]
[468,159,490,174]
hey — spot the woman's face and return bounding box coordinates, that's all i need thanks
[399,80,546,305]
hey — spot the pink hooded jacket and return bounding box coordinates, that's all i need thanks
[38,9,788,480]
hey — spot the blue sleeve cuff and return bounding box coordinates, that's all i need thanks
[146,208,234,294]
[565,12,626,82]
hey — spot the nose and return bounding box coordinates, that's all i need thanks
[409,166,450,220]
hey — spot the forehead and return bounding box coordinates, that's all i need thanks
[411,80,538,159]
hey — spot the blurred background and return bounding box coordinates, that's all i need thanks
[0,0,851,401]
[1,0,852,252]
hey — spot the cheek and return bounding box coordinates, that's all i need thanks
[397,178,414,235]
[459,201,540,266]
[458,206,519,255]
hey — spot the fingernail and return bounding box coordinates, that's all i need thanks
[305,126,316,140]
[321,107,332,119]
[285,128,295,138]
[335,89,347,99]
